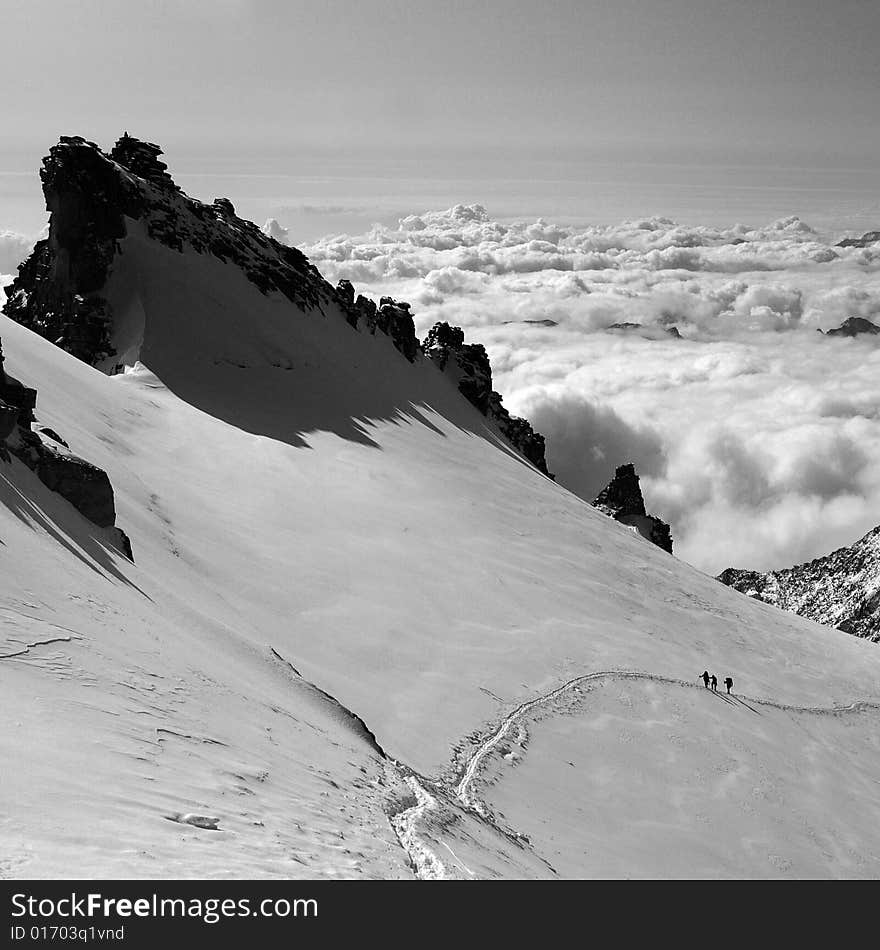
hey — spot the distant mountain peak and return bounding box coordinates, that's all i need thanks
[836,230,880,249]
[719,524,880,642]
[825,316,880,338]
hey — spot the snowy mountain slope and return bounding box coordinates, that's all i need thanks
[719,525,880,642]
[478,676,880,878]
[2,137,880,878]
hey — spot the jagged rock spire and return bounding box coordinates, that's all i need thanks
[593,463,672,553]
[110,133,174,188]
[593,463,647,518]
[423,321,551,477]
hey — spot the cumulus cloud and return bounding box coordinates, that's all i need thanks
[262,218,289,242]
[297,204,880,574]
[0,230,33,277]
[520,391,667,502]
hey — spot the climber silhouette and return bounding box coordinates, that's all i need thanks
[711,674,718,692]
[724,676,733,694]
[701,670,710,688]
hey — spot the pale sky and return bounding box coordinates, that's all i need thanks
[2,0,879,237]
[2,0,878,163]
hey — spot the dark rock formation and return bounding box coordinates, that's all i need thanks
[825,317,880,338]
[212,198,236,217]
[593,463,647,517]
[487,392,551,475]
[719,524,880,642]
[0,402,17,446]
[501,318,558,328]
[424,322,551,476]
[607,322,681,339]
[336,278,355,307]
[424,323,493,412]
[332,284,418,360]
[110,133,174,188]
[836,231,880,249]
[375,297,419,362]
[13,427,116,526]
[0,333,132,556]
[4,416,132,558]
[592,463,673,553]
[0,344,38,431]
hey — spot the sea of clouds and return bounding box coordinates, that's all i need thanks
[298,205,880,575]
[3,209,880,576]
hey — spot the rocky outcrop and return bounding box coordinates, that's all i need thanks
[0,402,17,447]
[825,317,880,338]
[718,525,880,642]
[375,297,419,362]
[423,322,551,476]
[332,283,419,362]
[592,463,673,553]
[12,427,115,526]
[607,323,682,339]
[0,342,38,456]
[423,323,493,412]
[836,231,880,249]
[501,318,558,328]
[0,335,132,558]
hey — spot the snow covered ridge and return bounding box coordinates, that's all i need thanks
[1,133,549,476]
[719,524,880,642]
[2,133,339,364]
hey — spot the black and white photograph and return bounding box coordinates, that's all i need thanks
[1,0,880,910]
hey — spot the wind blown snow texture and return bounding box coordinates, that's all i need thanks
[299,205,880,575]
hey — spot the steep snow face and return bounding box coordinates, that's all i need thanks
[719,526,880,642]
[2,138,880,879]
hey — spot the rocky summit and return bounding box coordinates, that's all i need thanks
[719,524,880,642]
[2,133,336,367]
[592,463,673,553]
[2,134,550,480]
